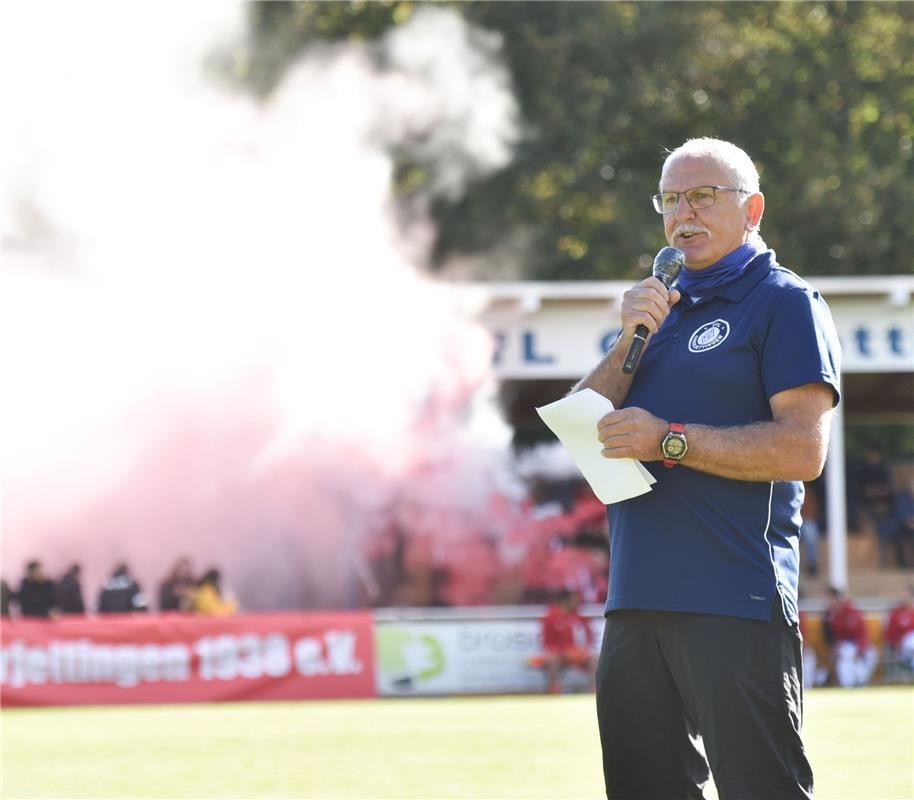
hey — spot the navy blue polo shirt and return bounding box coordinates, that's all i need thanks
[605,250,841,624]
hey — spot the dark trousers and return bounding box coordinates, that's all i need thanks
[595,606,813,799]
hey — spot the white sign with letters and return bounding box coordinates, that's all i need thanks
[480,293,913,378]
[374,618,604,696]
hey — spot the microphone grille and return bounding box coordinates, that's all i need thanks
[653,247,685,288]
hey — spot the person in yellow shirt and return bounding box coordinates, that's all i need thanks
[192,568,238,616]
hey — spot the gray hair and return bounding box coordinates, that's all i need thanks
[660,137,761,195]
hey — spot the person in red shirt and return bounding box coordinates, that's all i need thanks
[884,585,914,671]
[823,586,878,687]
[540,589,596,693]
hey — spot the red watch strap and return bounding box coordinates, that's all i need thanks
[663,422,686,469]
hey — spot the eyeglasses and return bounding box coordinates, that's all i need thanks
[652,185,749,215]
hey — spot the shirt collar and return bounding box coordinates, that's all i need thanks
[681,249,775,305]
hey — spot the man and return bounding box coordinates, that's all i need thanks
[56,563,86,614]
[573,138,840,798]
[539,588,596,693]
[158,557,196,612]
[889,476,914,567]
[1,577,12,618]
[856,445,894,526]
[885,584,914,671]
[823,586,878,687]
[17,560,58,618]
[97,563,149,613]
[800,481,822,577]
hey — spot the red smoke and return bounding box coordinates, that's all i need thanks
[1,5,545,609]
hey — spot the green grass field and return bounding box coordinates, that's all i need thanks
[2,687,912,799]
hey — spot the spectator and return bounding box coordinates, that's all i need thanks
[884,585,914,672]
[1,578,12,618]
[55,564,85,614]
[539,589,596,693]
[158,557,196,611]
[191,568,237,616]
[98,563,148,614]
[844,454,862,533]
[876,509,905,569]
[857,446,894,526]
[800,482,822,577]
[823,586,878,687]
[17,560,58,618]
[891,479,914,568]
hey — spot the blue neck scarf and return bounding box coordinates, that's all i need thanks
[677,240,766,295]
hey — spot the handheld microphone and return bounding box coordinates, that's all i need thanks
[621,246,685,374]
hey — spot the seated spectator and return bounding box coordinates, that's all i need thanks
[823,586,878,687]
[17,560,58,618]
[158,557,196,611]
[892,480,914,568]
[98,563,149,614]
[55,564,85,614]
[800,482,822,577]
[884,585,914,672]
[1,578,12,618]
[857,446,894,526]
[539,589,595,694]
[876,508,905,569]
[192,569,237,616]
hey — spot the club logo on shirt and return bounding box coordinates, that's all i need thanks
[688,319,730,353]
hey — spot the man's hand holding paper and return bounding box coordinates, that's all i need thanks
[536,389,655,506]
[596,406,667,461]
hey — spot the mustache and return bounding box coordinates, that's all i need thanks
[672,224,710,238]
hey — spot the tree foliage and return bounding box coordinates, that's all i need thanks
[243,1,914,280]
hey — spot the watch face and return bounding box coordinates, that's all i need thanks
[664,435,686,458]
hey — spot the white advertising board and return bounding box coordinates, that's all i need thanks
[374,617,604,696]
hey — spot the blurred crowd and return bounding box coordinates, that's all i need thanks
[847,447,914,569]
[1,558,237,619]
[3,450,912,618]
[1,477,611,618]
[801,584,914,689]
[362,478,611,608]
[4,489,914,692]
[796,446,914,578]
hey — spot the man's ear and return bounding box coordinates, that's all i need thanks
[746,192,765,231]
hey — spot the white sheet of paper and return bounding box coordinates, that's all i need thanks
[536,389,656,505]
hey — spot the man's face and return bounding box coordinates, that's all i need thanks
[659,154,760,270]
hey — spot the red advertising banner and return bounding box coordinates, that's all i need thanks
[0,611,376,707]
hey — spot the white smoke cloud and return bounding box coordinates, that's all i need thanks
[378,8,520,198]
[0,3,525,607]
[514,442,580,481]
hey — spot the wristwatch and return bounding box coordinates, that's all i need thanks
[661,422,688,468]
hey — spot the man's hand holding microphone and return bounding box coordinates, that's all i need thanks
[599,247,684,462]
